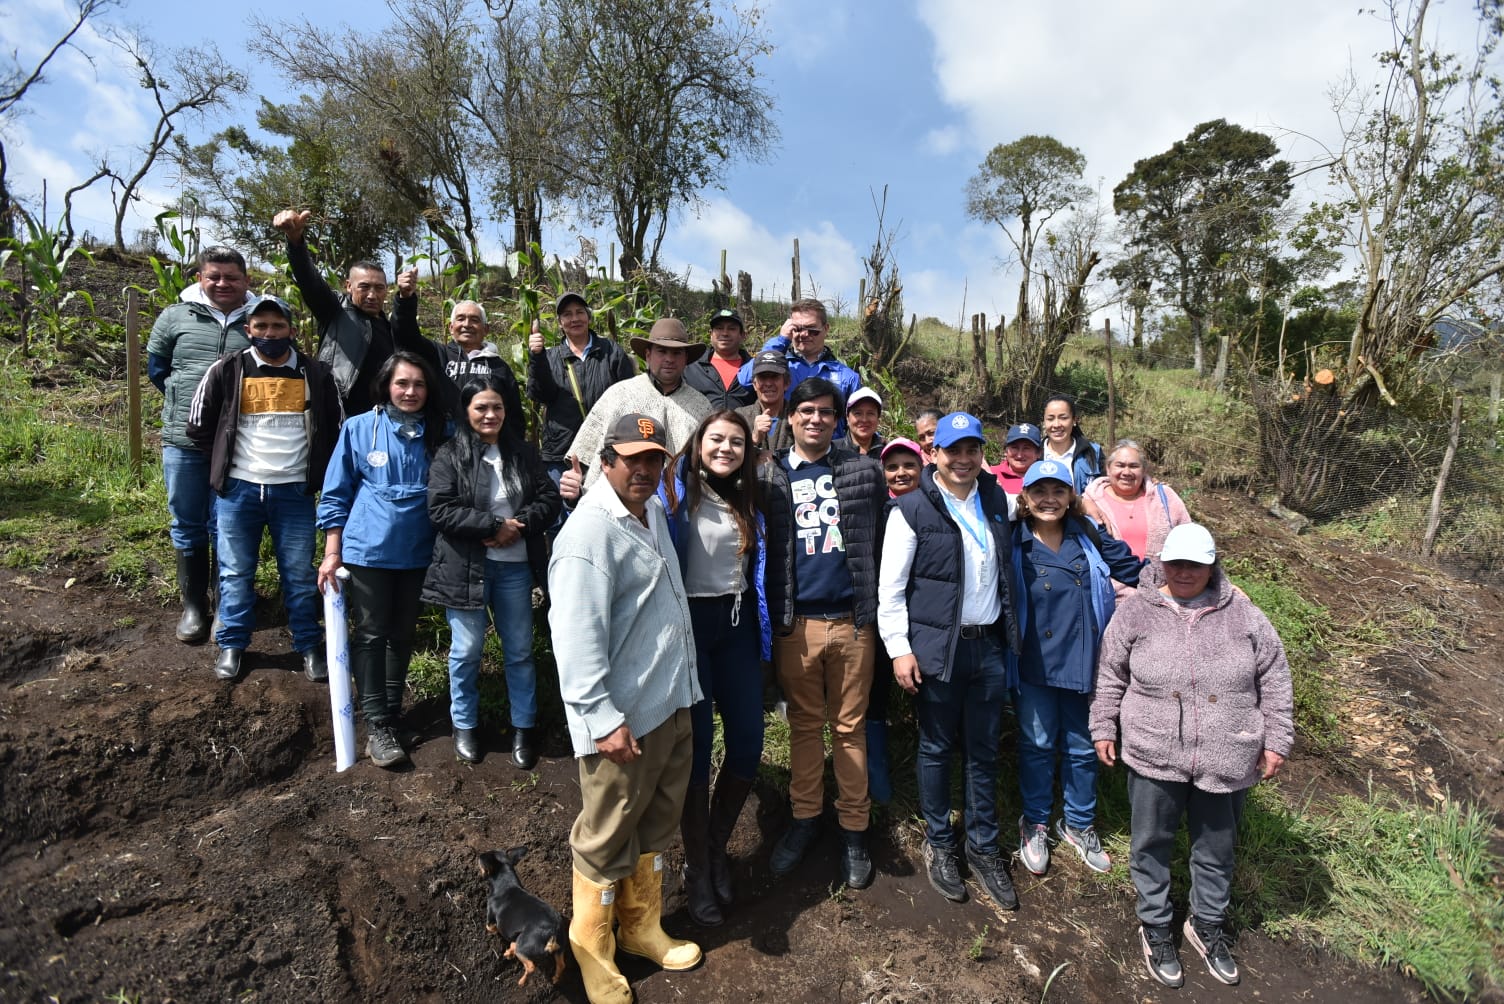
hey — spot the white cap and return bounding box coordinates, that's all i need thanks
[846,386,883,412]
[1160,523,1217,564]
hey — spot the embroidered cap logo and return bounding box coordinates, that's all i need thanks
[637,418,656,439]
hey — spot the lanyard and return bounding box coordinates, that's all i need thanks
[940,488,988,554]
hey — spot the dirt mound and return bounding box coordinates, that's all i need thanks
[6,484,1491,1001]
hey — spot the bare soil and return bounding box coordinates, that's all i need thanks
[5,485,1498,1003]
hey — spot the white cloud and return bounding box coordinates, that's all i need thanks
[923,125,962,156]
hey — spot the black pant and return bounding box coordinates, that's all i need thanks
[346,565,425,725]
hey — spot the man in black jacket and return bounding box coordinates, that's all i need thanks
[759,377,887,890]
[683,307,755,411]
[185,296,343,684]
[273,208,433,416]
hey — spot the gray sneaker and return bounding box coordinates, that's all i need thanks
[366,725,409,769]
[1018,816,1050,875]
[1141,924,1184,988]
[1055,819,1111,873]
[1184,915,1240,985]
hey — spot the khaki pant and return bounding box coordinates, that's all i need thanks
[774,616,875,831]
[571,707,693,884]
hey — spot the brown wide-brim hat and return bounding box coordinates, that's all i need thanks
[629,317,707,363]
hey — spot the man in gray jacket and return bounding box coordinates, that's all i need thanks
[548,413,703,1003]
[146,246,255,644]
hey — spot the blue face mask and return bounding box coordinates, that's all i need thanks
[251,336,291,360]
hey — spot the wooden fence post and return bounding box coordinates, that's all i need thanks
[737,271,753,316]
[791,239,801,301]
[1422,394,1464,557]
[1489,372,1500,452]
[1104,317,1117,449]
[125,288,143,481]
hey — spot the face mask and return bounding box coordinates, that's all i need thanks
[252,336,290,359]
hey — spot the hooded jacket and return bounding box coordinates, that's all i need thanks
[146,284,254,448]
[1090,563,1295,793]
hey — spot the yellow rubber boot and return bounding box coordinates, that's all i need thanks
[616,852,703,971]
[568,868,632,1004]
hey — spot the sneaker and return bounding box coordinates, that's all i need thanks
[1184,916,1240,985]
[924,844,966,902]
[1140,924,1184,988]
[1018,816,1050,875]
[769,816,820,876]
[966,847,1018,910]
[1055,819,1111,873]
[366,725,409,769]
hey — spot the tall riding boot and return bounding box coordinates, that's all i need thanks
[174,548,211,644]
[568,868,631,1004]
[707,773,755,905]
[679,784,722,926]
[866,719,892,805]
[616,852,702,971]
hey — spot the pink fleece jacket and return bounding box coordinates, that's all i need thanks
[1083,476,1192,559]
[1090,567,1294,793]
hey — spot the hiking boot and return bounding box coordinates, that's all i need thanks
[1018,816,1050,875]
[366,725,409,769]
[1055,819,1111,873]
[924,843,966,902]
[1141,924,1184,988]
[1184,915,1240,985]
[966,847,1018,911]
[839,827,874,889]
[769,816,820,877]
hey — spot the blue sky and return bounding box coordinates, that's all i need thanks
[3,0,1488,324]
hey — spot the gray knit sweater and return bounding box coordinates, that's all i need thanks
[548,478,702,756]
[567,374,712,489]
[1090,566,1294,793]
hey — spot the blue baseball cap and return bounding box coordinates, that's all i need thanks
[1022,459,1073,489]
[1005,422,1043,448]
[933,412,985,449]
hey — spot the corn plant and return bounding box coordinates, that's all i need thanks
[0,209,95,355]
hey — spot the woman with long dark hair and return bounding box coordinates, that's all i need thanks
[318,350,448,769]
[422,375,560,767]
[663,409,769,927]
[1040,394,1105,493]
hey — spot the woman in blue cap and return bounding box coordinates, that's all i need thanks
[1011,458,1144,876]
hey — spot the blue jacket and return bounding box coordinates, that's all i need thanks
[317,409,436,570]
[1009,516,1144,693]
[660,461,772,662]
[735,334,863,437]
[891,468,1018,685]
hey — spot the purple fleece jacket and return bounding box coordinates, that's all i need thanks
[1090,564,1294,793]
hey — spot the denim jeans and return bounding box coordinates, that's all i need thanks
[444,558,536,730]
[915,634,1008,854]
[688,592,765,786]
[162,444,215,551]
[214,478,321,653]
[1014,680,1099,830]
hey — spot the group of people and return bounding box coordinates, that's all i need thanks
[148,232,1294,1001]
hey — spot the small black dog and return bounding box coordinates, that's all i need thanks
[478,846,566,987]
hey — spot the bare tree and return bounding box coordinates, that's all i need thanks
[101,32,246,252]
[0,0,117,239]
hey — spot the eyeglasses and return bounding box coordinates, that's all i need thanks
[793,406,836,419]
[789,324,824,336]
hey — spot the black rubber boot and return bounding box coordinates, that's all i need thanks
[680,784,722,926]
[174,548,211,644]
[707,773,755,905]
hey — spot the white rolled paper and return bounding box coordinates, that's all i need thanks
[323,568,357,772]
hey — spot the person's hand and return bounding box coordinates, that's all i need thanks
[488,518,525,548]
[528,319,544,355]
[778,316,796,339]
[595,724,640,764]
[396,266,418,297]
[559,455,584,502]
[892,654,921,695]
[1258,749,1286,780]
[273,208,310,244]
[317,553,344,593]
[1094,739,1117,767]
[754,412,774,438]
